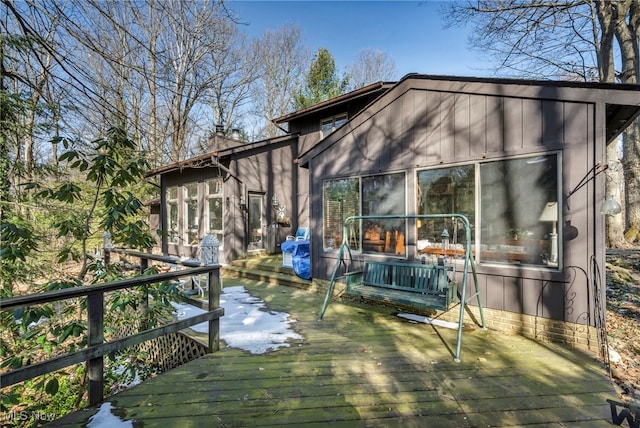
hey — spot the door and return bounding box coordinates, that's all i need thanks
[248,193,265,251]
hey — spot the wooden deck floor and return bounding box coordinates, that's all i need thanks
[52,276,618,427]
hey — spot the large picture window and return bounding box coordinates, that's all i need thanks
[416,153,559,268]
[480,155,559,266]
[417,165,475,249]
[323,178,359,251]
[323,172,406,255]
[361,173,406,255]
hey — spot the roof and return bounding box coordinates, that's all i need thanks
[297,73,640,167]
[273,81,394,125]
[146,134,297,177]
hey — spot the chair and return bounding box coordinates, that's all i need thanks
[286,227,310,241]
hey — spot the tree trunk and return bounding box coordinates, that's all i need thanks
[623,120,640,243]
[613,0,640,245]
[605,142,627,247]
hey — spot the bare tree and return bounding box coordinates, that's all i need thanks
[346,48,398,91]
[442,0,640,247]
[249,25,309,139]
[204,18,258,144]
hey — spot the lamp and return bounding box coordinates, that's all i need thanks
[600,196,622,216]
[539,202,558,265]
[441,228,450,252]
[272,195,280,209]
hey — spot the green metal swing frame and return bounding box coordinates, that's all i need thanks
[318,213,486,362]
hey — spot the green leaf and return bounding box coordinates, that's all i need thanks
[59,324,74,343]
[45,378,59,396]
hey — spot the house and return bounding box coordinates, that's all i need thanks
[148,74,640,345]
[296,74,640,344]
[146,82,391,263]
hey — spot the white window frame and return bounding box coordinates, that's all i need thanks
[205,179,224,249]
[184,182,199,246]
[166,186,179,245]
[320,113,348,138]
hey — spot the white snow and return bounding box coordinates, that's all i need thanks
[397,312,459,330]
[85,286,303,427]
[172,285,303,354]
[86,402,133,428]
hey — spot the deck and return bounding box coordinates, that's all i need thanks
[51,273,618,427]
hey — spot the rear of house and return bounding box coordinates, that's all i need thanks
[296,74,640,345]
[149,74,640,347]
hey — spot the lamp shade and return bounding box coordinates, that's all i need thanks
[539,202,558,222]
[600,197,622,216]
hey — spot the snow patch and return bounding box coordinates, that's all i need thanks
[172,285,303,354]
[86,402,133,428]
[397,313,459,330]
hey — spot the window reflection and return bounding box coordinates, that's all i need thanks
[416,154,560,268]
[322,172,406,255]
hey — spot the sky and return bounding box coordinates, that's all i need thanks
[226,0,491,80]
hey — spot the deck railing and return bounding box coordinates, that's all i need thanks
[0,249,223,406]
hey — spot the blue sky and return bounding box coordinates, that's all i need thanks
[227,1,491,79]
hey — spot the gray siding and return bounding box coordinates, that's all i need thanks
[309,85,602,326]
[160,138,304,264]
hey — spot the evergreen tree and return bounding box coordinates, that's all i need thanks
[294,48,348,109]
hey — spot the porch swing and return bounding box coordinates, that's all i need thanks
[317,213,486,362]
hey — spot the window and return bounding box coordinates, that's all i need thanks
[166,186,179,244]
[321,113,348,137]
[416,153,559,268]
[185,182,199,245]
[480,155,558,266]
[206,179,224,247]
[322,172,406,255]
[361,173,406,255]
[323,178,359,250]
[416,165,475,248]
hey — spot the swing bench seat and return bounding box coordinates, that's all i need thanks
[344,260,458,311]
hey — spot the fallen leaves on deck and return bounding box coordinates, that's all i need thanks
[606,251,640,405]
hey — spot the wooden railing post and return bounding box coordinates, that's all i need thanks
[140,256,149,274]
[140,255,150,328]
[87,292,105,406]
[208,267,221,353]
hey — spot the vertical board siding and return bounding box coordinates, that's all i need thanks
[485,96,503,154]
[413,90,428,166]
[563,102,589,145]
[469,94,488,157]
[541,281,566,321]
[425,90,442,163]
[503,276,524,314]
[542,100,564,146]
[454,93,471,159]
[522,278,543,317]
[363,114,383,173]
[503,97,523,151]
[485,275,505,309]
[440,93,456,160]
[522,99,543,148]
[309,83,602,325]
